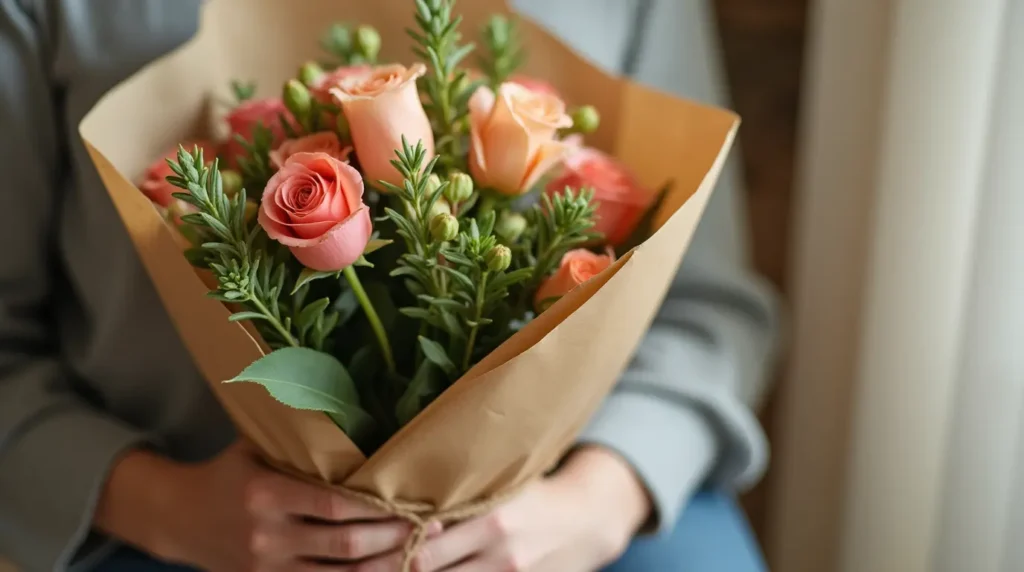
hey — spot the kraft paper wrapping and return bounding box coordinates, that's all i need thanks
[79,0,738,510]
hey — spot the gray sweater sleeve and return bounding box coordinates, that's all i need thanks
[0,2,200,570]
[514,0,782,532]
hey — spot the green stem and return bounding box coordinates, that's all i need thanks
[249,296,298,347]
[462,271,489,371]
[343,266,396,374]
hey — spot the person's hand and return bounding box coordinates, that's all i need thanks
[358,446,652,572]
[95,442,433,571]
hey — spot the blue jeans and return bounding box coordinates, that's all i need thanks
[95,492,764,572]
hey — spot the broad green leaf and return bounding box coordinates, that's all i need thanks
[226,347,374,441]
[418,336,456,376]
[396,360,440,426]
[364,238,393,255]
[292,268,340,295]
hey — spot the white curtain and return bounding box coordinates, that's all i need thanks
[768,0,1024,571]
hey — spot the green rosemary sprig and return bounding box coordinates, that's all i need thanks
[234,124,274,198]
[525,188,601,280]
[231,80,256,103]
[408,0,480,171]
[166,146,340,351]
[479,14,525,89]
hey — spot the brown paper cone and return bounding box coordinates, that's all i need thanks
[80,0,737,511]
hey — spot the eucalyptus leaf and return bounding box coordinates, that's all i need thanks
[395,360,440,426]
[226,347,374,441]
[418,336,456,376]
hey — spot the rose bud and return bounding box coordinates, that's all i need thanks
[534,249,613,311]
[257,152,372,271]
[284,79,313,126]
[269,132,351,170]
[445,171,474,204]
[330,64,434,188]
[430,213,459,242]
[495,211,527,242]
[546,148,656,246]
[484,245,512,272]
[468,82,573,196]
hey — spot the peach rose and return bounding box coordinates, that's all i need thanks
[330,63,434,188]
[269,132,351,170]
[510,75,560,98]
[140,139,218,207]
[546,148,656,246]
[469,82,573,196]
[224,98,298,164]
[534,249,614,310]
[312,65,372,104]
[258,152,372,271]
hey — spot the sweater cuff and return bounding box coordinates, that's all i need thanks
[577,392,717,534]
[0,404,145,572]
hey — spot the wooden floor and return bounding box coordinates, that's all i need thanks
[711,0,809,546]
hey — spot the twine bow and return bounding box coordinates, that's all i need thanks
[270,461,522,572]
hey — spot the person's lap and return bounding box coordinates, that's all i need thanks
[92,491,764,572]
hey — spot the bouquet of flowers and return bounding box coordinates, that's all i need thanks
[80,0,737,565]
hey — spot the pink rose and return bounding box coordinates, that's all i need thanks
[139,139,218,207]
[546,148,656,246]
[224,98,298,164]
[269,132,351,170]
[510,75,560,98]
[257,152,372,271]
[534,249,614,310]
[469,82,573,196]
[330,63,434,188]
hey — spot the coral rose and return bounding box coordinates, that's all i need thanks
[269,132,351,170]
[139,139,217,207]
[546,148,656,246]
[330,63,434,188]
[534,249,614,311]
[468,82,573,196]
[224,98,298,164]
[257,152,372,271]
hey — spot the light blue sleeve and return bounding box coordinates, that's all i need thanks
[513,0,783,532]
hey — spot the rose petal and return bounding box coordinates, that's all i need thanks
[283,207,373,271]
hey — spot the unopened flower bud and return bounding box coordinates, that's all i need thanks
[355,25,382,63]
[485,244,512,272]
[571,105,600,134]
[445,171,474,204]
[298,62,325,87]
[425,174,443,198]
[283,79,312,123]
[243,200,259,225]
[430,213,459,242]
[495,211,527,242]
[220,169,243,198]
[428,197,452,219]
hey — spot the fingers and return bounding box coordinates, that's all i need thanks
[409,515,503,572]
[285,520,416,561]
[246,469,388,522]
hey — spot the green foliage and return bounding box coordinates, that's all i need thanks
[479,14,525,89]
[409,0,482,171]
[226,347,375,446]
[321,22,381,66]
[166,146,341,351]
[231,80,256,103]
[234,125,274,197]
[521,188,601,282]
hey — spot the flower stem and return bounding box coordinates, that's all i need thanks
[249,296,298,347]
[461,271,489,371]
[343,266,396,374]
